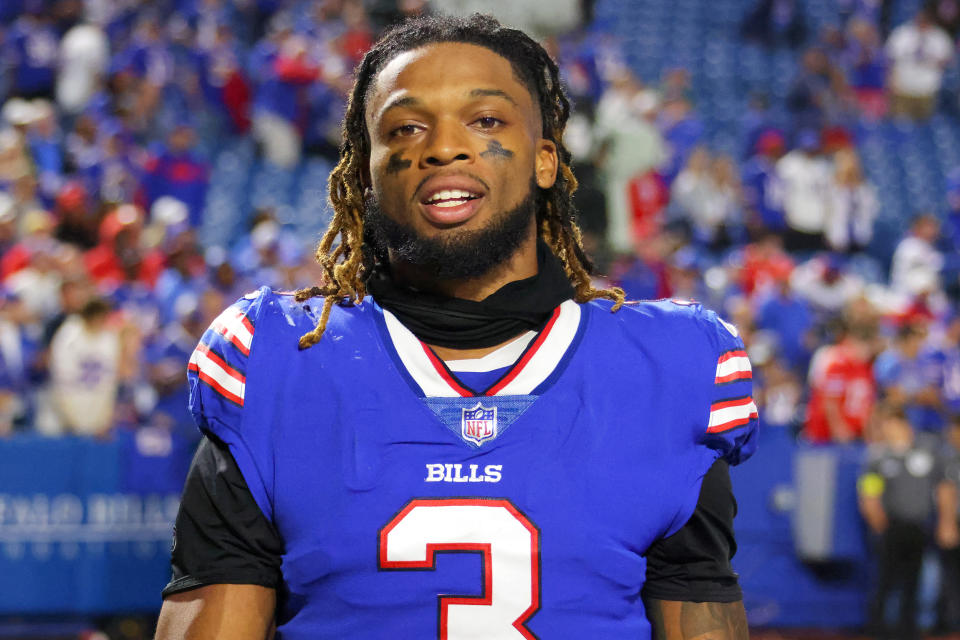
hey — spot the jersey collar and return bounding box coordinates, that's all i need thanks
[380,299,583,398]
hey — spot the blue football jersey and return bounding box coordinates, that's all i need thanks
[187,289,758,639]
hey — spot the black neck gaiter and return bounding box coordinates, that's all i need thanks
[367,241,575,349]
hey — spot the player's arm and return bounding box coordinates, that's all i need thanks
[642,306,758,639]
[155,584,276,640]
[642,460,749,640]
[646,599,748,640]
[156,436,284,639]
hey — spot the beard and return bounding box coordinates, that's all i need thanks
[365,180,538,280]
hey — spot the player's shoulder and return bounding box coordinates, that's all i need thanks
[210,286,374,352]
[585,297,743,353]
[188,286,377,414]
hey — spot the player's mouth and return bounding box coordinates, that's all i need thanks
[418,178,487,226]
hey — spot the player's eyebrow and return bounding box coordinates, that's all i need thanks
[379,96,422,117]
[469,88,517,105]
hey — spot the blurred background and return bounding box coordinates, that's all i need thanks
[2,0,960,637]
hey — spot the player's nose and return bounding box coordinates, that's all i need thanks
[422,117,473,167]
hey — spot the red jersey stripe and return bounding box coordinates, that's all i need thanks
[420,343,474,398]
[485,305,562,397]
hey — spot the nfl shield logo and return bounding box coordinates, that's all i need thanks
[461,402,498,446]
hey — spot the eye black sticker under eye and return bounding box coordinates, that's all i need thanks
[479,140,514,159]
[386,153,412,174]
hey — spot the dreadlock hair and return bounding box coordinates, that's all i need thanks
[295,12,625,349]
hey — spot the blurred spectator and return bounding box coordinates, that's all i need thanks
[610,236,672,302]
[554,29,606,108]
[875,320,945,433]
[890,213,945,299]
[786,47,850,131]
[56,21,110,115]
[64,113,102,181]
[0,193,16,258]
[203,245,251,302]
[595,69,665,253]
[94,121,141,206]
[740,92,777,159]
[843,17,887,119]
[824,147,878,253]
[776,130,832,252]
[48,297,120,437]
[4,231,64,325]
[251,30,319,168]
[657,95,704,183]
[792,253,865,317]
[25,99,64,205]
[230,215,303,288]
[140,123,209,228]
[756,276,815,372]
[740,0,808,48]
[154,230,206,325]
[85,204,165,290]
[7,173,43,231]
[738,233,795,299]
[755,356,803,427]
[626,169,668,243]
[742,129,787,233]
[41,276,91,351]
[804,318,877,443]
[196,23,251,135]
[142,291,210,440]
[938,313,960,417]
[930,0,960,37]
[668,247,709,303]
[52,180,99,249]
[0,290,37,435]
[671,147,743,251]
[886,8,953,120]
[859,404,956,640]
[3,3,58,100]
[113,16,174,133]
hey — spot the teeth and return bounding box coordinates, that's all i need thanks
[427,189,477,203]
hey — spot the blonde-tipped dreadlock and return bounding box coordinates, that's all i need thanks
[296,13,624,349]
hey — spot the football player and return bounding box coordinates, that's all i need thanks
[156,14,758,640]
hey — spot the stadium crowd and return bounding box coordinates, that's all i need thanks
[3,0,960,635]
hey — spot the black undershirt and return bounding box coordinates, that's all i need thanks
[163,435,742,603]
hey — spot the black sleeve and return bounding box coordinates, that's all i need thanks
[641,458,743,603]
[162,435,284,598]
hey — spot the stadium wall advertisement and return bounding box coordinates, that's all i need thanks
[0,433,190,614]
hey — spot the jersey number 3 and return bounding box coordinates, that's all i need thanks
[378,498,540,639]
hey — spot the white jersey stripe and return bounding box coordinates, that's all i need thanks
[715,354,752,381]
[383,309,462,397]
[446,332,536,372]
[382,300,581,398]
[707,398,758,432]
[212,307,254,355]
[493,300,581,397]
[189,344,246,405]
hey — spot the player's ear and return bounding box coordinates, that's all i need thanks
[535,138,558,189]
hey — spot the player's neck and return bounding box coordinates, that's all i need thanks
[389,232,540,360]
